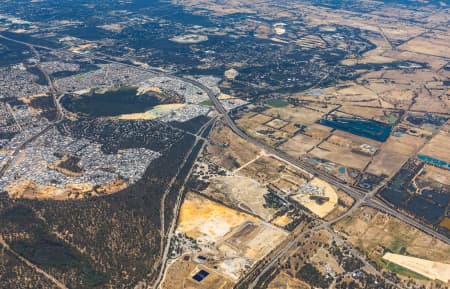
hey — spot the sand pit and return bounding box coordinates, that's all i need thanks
[176,193,288,280]
[178,193,258,242]
[170,34,208,44]
[383,253,450,283]
[272,214,292,227]
[116,103,186,120]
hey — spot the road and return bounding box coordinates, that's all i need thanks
[0,234,69,289]
[1,32,449,288]
[0,36,65,179]
[152,119,215,289]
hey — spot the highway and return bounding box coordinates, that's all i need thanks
[199,82,450,243]
[1,32,449,288]
[195,77,450,288]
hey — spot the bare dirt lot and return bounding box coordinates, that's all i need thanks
[334,207,450,265]
[290,178,338,218]
[366,133,425,176]
[178,192,258,241]
[203,175,274,221]
[419,129,450,164]
[162,259,233,289]
[310,141,372,171]
[382,253,450,283]
[176,193,288,280]
[205,123,261,171]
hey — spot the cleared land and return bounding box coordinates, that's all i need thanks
[334,207,450,265]
[382,253,450,283]
[206,124,261,171]
[366,133,425,176]
[162,259,233,289]
[419,130,450,164]
[203,175,274,221]
[291,178,338,218]
[177,192,258,241]
[176,193,288,280]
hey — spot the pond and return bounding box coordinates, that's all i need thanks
[318,116,392,142]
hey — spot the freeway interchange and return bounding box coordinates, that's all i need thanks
[1,32,449,289]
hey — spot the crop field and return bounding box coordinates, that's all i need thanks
[419,128,450,165]
[366,133,425,176]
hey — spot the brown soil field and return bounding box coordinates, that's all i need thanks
[342,35,395,65]
[334,83,380,102]
[421,165,450,186]
[382,253,450,283]
[265,118,289,129]
[178,192,258,242]
[366,134,425,176]
[248,112,273,124]
[338,106,399,124]
[419,130,450,163]
[334,207,450,264]
[238,155,310,186]
[281,122,301,134]
[267,271,309,289]
[386,50,448,71]
[264,105,326,125]
[203,175,274,221]
[398,35,450,58]
[4,179,108,200]
[225,221,288,261]
[206,123,260,171]
[410,89,449,114]
[278,134,322,159]
[236,115,287,147]
[332,130,382,147]
[271,214,292,227]
[162,259,233,289]
[324,189,354,221]
[311,141,372,171]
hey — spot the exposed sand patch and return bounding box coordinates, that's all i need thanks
[291,178,338,218]
[116,103,186,120]
[204,175,274,221]
[170,34,208,44]
[224,68,239,80]
[383,253,450,283]
[178,192,258,242]
[271,214,292,227]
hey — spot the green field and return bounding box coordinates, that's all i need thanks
[385,262,429,280]
[266,99,288,108]
[200,100,213,106]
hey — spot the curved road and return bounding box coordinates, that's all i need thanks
[1,32,449,289]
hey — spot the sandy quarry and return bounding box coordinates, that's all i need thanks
[177,192,258,242]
